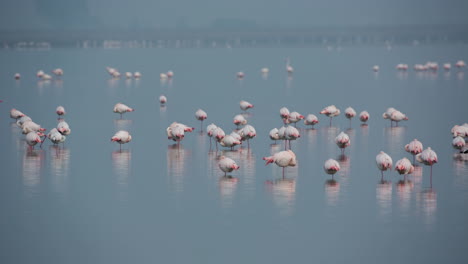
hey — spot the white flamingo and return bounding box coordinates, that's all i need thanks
[218,156,240,176]
[344,107,356,127]
[195,109,208,131]
[359,111,370,124]
[319,105,341,126]
[263,150,297,177]
[240,100,253,111]
[335,131,350,154]
[324,159,340,180]
[416,147,438,187]
[304,114,319,128]
[405,139,423,164]
[376,151,393,181]
[113,103,134,119]
[111,130,132,151]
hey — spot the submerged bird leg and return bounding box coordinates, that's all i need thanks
[430,165,433,188]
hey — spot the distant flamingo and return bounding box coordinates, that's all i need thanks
[284,126,300,150]
[288,112,304,127]
[195,109,208,131]
[159,95,167,105]
[52,68,63,77]
[452,136,466,150]
[167,71,174,78]
[405,139,423,164]
[26,131,43,149]
[237,72,245,79]
[233,114,247,128]
[36,70,45,78]
[57,121,71,135]
[113,103,134,119]
[390,110,408,126]
[359,111,370,124]
[451,124,468,137]
[443,63,451,71]
[324,159,340,180]
[134,72,142,79]
[212,127,226,150]
[206,123,218,148]
[376,151,393,181]
[320,105,340,126]
[344,107,356,127]
[416,147,438,187]
[111,130,132,151]
[455,60,466,69]
[21,120,46,135]
[10,108,25,120]
[304,114,319,128]
[56,106,66,118]
[240,125,256,148]
[220,135,241,150]
[335,131,350,154]
[382,107,397,126]
[395,157,414,181]
[240,100,253,111]
[47,128,66,145]
[373,65,379,72]
[263,150,297,177]
[280,107,290,123]
[14,73,21,80]
[218,156,240,176]
[125,72,133,79]
[286,57,294,75]
[269,128,280,144]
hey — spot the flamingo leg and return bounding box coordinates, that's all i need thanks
[430,165,433,188]
[381,171,384,181]
[329,117,332,127]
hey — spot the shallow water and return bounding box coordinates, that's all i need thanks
[1,44,468,263]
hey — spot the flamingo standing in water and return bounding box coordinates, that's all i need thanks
[335,131,350,155]
[47,128,66,145]
[10,108,25,120]
[284,126,300,150]
[280,107,290,123]
[52,68,63,77]
[320,105,340,126]
[233,114,247,128]
[111,130,132,151]
[452,136,466,150]
[288,112,304,127]
[14,73,21,80]
[240,125,256,148]
[56,106,66,118]
[206,123,218,148]
[263,150,297,177]
[304,114,319,128]
[376,151,393,181]
[57,121,71,135]
[405,139,423,164]
[286,57,294,75]
[240,100,253,111]
[237,72,245,79]
[212,127,226,150]
[344,107,356,127]
[220,135,241,150]
[269,128,280,144]
[159,95,167,105]
[195,109,207,131]
[134,72,142,79]
[324,159,340,180]
[26,131,43,150]
[113,103,134,119]
[416,147,438,187]
[218,156,240,176]
[390,110,408,126]
[382,107,396,126]
[359,111,370,124]
[395,158,414,181]
[455,60,466,69]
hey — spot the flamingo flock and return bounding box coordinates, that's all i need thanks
[8,57,467,193]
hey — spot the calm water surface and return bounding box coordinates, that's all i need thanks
[0,44,467,263]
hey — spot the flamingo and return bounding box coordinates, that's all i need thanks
[239,125,256,148]
[390,110,408,126]
[455,60,466,69]
[396,64,408,71]
[113,103,134,119]
[319,105,341,126]
[167,71,174,78]
[56,106,66,118]
[416,147,438,187]
[451,124,468,137]
[263,150,297,177]
[159,95,167,105]
[269,128,280,144]
[125,72,133,79]
[220,135,241,150]
[335,131,350,154]
[452,136,466,150]
[233,114,247,128]
[240,100,253,111]
[376,151,393,181]
[284,126,300,150]
[36,70,44,78]
[230,131,242,142]
[52,68,63,77]
[160,73,168,80]
[286,58,294,75]
[304,114,319,128]
[16,116,32,128]
[134,72,142,79]
[195,109,207,131]
[344,107,356,127]
[261,68,269,74]
[359,111,370,124]
[106,67,117,76]
[47,128,66,145]
[206,123,218,148]
[324,159,340,180]
[405,139,423,164]
[288,112,304,127]
[26,131,43,149]
[41,74,52,80]
[218,156,240,176]
[443,63,451,71]
[14,73,21,80]
[21,120,46,135]
[382,107,397,126]
[373,65,379,72]
[212,127,226,150]
[57,121,71,135]
[10,108,25,119]
[237,72,245,79]
[395,158,414,181]
[111,130,132,151]
[280,107,290,123]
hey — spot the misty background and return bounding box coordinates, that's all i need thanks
[1,0,468,31]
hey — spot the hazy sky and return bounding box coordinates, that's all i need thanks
[2,0,468,30]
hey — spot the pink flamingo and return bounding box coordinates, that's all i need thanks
[376,151,393,181]
[218,156,240,176]
[324,159,340,180]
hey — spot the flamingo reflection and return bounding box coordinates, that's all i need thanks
[49,146,70,195]
[265,178,296,216]
[376,180,392,217]
[167,144,191,193]
[219,176,238,208]
[325,179,340,206]
[22,149,44,198]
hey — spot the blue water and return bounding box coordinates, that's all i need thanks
[1,44,467,263]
